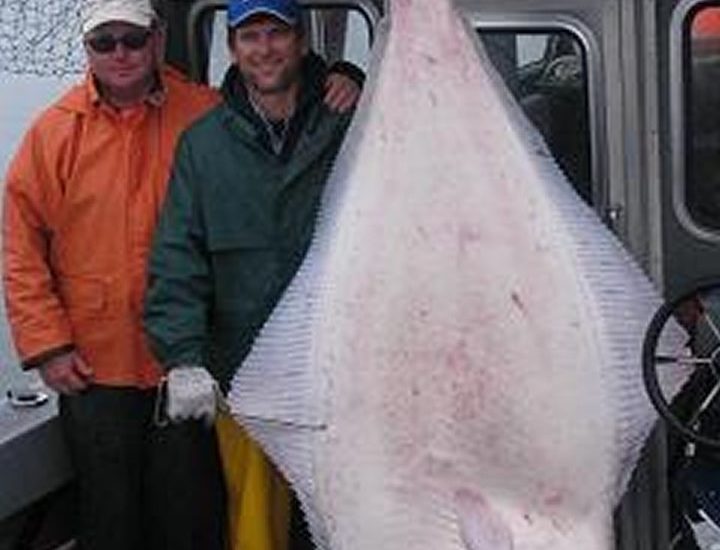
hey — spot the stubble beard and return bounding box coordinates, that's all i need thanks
[246,61,302,96]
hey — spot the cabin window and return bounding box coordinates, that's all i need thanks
[685,4,720,230]
[477,30,592,205]
[206,7,373,88]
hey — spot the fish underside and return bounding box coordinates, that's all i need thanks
[229,1,689,548]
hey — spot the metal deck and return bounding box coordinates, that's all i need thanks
[0,396,72,521]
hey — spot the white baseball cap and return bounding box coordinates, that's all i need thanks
[81,0,157,34]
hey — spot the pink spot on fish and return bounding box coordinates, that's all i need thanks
[544,491,565,508]
[446,338,471,371]
[456,225,484,259]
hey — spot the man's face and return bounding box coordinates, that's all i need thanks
[230,14,306,95]
[84,21,162,98]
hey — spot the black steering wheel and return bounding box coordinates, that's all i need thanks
[643,281,720,449]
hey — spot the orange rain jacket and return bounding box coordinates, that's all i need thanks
[3,66,219,387]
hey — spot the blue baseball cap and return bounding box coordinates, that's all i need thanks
[227,0,300,28]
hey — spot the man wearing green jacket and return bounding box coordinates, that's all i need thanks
[143,0,356,547]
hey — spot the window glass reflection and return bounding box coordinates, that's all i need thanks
[686,5,720,230]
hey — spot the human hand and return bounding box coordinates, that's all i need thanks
[324,72,361,113]
[39,351,94,395]
[166,366,218,426]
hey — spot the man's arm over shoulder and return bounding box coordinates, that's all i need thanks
[305,52,365,114]
[3,120,74,368]
[328,59,365,88]
[144,130,212,369]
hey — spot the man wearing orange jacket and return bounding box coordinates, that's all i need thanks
[2,1,360,548]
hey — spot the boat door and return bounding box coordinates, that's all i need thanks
[655,0,720,297]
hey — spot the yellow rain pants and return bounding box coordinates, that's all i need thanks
[216,412,291,550]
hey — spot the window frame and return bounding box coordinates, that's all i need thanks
[671,0,720,241]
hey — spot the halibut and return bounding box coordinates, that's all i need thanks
[228,1,687,548]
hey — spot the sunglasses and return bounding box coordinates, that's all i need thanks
[86,30,152,54]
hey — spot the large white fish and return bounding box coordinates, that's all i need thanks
[228,0,687,548]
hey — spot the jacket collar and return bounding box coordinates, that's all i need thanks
[57,65,173,114]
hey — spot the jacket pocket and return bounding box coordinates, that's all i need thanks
[205,233,282,317]
[206,233,274,289]
[59,276,108,318]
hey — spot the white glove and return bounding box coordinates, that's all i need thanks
[166,366,218,426]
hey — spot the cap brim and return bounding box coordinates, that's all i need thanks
[228,8,297,28]
[83,10,153,34]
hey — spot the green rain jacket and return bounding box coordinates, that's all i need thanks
[144,57,353,391]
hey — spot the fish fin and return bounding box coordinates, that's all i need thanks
[238,421,331,549]
[226,255,331,545]
[468,7,688,499]
[532,141,688,500]
[494,62,690,502]
[455,489,514,550]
